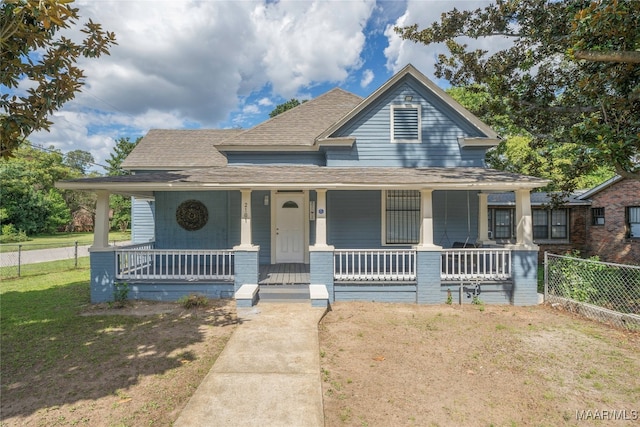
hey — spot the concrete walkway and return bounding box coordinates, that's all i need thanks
[174,303,327,427]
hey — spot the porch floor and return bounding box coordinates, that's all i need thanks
[259,263,310,285]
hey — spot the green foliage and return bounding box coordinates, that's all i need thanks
[550,251,605,303]
[1,0,117,157]
[397,0,640,191]
[269,98,305,118]
[550,251,640,314]
[63,150,95,175]
[111,282,130,308]
[447,68,617,192]
[104,137,140,230]
[0,145,76,234]
[178,293,209,309]
[105,137,140,176]
[0,224,29,243]
[446,289,453,305]
[109,194,131,232]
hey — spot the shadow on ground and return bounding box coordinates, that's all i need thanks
[0,282,240,421]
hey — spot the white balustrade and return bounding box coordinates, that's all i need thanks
[115,244,234,281]
[334,249,416,281]
[440,248,511,281]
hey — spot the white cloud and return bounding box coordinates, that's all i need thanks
[27,0,379,169]
[360,69,375,88]
[251,0,376,96]
[384,0,511,81]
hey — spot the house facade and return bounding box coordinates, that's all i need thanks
[487,192,590,263]
[580,176,640,264]
[487,177,640,265]
[58,65,547,306]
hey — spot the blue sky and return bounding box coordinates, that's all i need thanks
[18,0,496,171]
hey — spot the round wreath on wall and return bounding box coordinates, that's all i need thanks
[176,200,208,231]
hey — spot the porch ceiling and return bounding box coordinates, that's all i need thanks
[57,165,548,193]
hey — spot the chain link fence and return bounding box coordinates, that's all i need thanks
[544,252,640,330]
[0,242,89,279]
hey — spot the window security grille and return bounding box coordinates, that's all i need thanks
[385,190,420,244]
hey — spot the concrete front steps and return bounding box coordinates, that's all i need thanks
[235,284,329,308]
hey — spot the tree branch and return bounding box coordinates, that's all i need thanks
[573,50,640,64]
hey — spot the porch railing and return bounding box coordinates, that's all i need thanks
[115,245,234,281]
[334,249,416,281]
[441,248,511,281]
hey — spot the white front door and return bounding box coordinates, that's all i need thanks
[275,193,305,263]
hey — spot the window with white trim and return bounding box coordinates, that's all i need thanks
[390,104,421,143]
[383,190,420,244]
[627,206,640,238]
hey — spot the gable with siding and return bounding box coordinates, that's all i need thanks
[322,72,495,168]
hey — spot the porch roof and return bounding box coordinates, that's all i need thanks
[57,165,548,195]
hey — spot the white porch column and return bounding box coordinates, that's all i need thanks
[93,190,111,249]
[314,189,330,247]
[477,192,494,245]
[515,189,535,248]
[239,189,254,248]
[417,189,440,249]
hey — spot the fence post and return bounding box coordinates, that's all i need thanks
[74,241,78,268]
[17,244,22,277]
[543,251,548,302]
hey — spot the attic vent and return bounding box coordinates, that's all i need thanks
[391,105,421,143]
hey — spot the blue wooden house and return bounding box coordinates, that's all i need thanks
[58,65,547,306]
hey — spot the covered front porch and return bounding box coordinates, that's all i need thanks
[61,166,545,305]
[110,242,518,304]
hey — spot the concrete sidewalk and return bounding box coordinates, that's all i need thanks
[174,303,327,427]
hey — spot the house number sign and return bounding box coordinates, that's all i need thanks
[176,200,208,231]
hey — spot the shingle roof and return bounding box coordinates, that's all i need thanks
[217,88,363,147]
[60,165,548,191]
[121,129,243,170]
[488,191,590,206]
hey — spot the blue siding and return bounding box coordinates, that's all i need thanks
[327,191,382,248]
[131,197,155,244]
[441,283,514,305]
[155,191,233,249]
[251,191,271,264]
[325,77,487,167]
[229,191,241,247]
[227,152,325,165]
[433,190,480,248]
[127,283,234,301]
[326,190,480,249]
[334,285,417,303]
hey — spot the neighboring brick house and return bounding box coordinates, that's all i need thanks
[487,192,590,263]
[579,176,640,265]
[488,176,640,265]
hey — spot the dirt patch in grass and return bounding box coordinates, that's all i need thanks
[319,302,640,426]
[1,299,238,426]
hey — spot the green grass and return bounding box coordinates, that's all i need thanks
[1,262,94,374]
[1,260,236,426]
[1,257,90,280]
[0,231,131,252]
